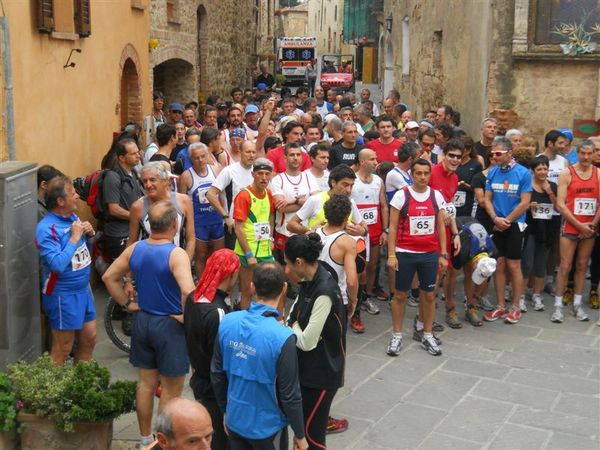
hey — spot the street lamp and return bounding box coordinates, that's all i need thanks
[386,14,393,33]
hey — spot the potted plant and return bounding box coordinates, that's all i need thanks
[8,354,136,450]
[0,372,20,450]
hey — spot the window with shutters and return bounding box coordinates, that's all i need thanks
[167,0,180,24]
[35,0,91,38]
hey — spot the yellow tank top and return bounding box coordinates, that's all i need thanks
[308,192,353,228]
[234,187,272,258]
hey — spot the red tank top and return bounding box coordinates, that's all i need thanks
[564,166,599,234]
[396,187,439,252]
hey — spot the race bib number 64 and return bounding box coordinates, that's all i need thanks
[409,215,435,235]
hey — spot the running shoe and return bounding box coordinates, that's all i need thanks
[532,294,544,311]
[432,320,445,332]
[572,305,589,322]
[407,292,420,307]
[386,334,402,356]
[421,334,442,356]
[465,307,483,327]
[412,329,442,344]
[350,314,365,333]
[326,416,349,434]
[589,290,599,309]
[550,307,564,323]
[478,295,495,312]
[361,298,380,315]
[504,306,522,324]
[519,295,528,313]
[445,308,462,329]
[563,287,574,305]
[483,306,508,322]
[373,287,389,301]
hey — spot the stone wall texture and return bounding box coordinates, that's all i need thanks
[150,0,275,105]
[383,0,600,142]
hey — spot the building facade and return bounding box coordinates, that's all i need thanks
[149,0,276,106]
[307,0,345,55]
[278,3,309,38]
[0,0,150,177]
[382,0,600,141]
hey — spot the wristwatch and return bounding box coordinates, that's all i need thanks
[384,228,389,233]
[440,253,449,259]
[223,213,230,219]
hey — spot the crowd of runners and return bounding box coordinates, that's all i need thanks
[35,80,600,450]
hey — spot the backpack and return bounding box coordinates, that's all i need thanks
[72,169,110,220]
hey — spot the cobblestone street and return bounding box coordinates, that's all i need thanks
[97,282,600,450]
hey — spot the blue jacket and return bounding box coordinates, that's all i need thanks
[216,302,292,440]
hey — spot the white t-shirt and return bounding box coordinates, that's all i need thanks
[296,192,362,226]
[144,143,159,163]
[389,186,446,253]
[270,171,319,236]
[386,167,412,196]
[537,152,566,216]
[304,169,330,192]
[212,162,254,214]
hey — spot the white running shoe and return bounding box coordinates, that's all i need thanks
[532,294,544,311]
[519,295,528,313]
[551,307,564,323]
[572,305,589,322]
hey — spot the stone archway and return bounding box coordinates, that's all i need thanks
[118,44,143,128]
[153,58,196,108]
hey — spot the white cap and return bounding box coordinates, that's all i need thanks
[472,257,497,285]
[405,120,419,129]
[324,113,338,124]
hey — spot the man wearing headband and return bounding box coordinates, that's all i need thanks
[184,249,241,450]
[233,157,276,310]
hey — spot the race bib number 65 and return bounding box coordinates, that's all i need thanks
[409,216,435,235]
[575,198,597,216]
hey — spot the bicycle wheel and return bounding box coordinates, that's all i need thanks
[104,297,131,354]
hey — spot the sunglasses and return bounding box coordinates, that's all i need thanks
[492,151,507,157]
[446,153,462,160]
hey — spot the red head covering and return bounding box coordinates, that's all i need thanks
[193,249,240,303]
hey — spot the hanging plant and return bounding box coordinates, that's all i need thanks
[552,11,600,56]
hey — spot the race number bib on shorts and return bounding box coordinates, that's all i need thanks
[361,207,378,225]
[71,243,91,271]
[532,203,553,220]
[442,203,456,218]
[409,216,435,235]
[574,198,597,216]
[452,191,466,208]
[254,222,271,241]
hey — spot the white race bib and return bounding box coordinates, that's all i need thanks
[574,198,597,216]
[453,191,466,208]
[197,187,209,204]
[360,207,378,225]
[409,215,435,235]
[442,203,456,219]
[253,222,271,241]
[532,203,553,220]
[71,243,91,271]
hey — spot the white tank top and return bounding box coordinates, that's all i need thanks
[271,172,316,236]
[352,175,382,226]
[316,228,348,304]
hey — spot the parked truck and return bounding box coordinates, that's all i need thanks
[276,36,317,86]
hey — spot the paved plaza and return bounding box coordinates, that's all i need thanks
[97,280,600,450]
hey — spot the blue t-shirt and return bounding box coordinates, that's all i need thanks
[566,148,578,165]
[36,212,92,295]
[485,161,532,223]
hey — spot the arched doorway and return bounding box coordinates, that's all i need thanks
[197,5,208,102]
[120,58,141,127]
[153,58,195,107]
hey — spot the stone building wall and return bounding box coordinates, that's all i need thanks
[150,0,270,105]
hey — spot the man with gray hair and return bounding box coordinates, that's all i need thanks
[483,136,532,324]
[329,121,363,169]
[177,142,224,278]
[146,397,213,449]
[475,118,498,166]
[103,201,196,450]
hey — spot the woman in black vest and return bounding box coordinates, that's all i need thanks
[285,234,346,450]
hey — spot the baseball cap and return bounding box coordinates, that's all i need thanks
[256,82,268,90]
[217,103,229,110]
[558,128,574,142]
[472,257,497,285]
[169,102,184,113]
[419,120,434,129]
[230,128,246,139]
[406,120,419,129]
[245,104,259,115]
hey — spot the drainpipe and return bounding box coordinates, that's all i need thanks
[0,1,16,161]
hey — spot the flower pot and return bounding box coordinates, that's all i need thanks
[18,412,113,450]
[489,108,519,135]
[0,430,18,450]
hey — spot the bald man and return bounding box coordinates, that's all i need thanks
[148,398,213,450]
[352,149,389,318]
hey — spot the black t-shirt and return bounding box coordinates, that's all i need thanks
[526,182,558,245]
[475,141,492,166]
[455,159,483,217]
[329,142,363,169]
[103,164,143,237]
[471,171,493,233]
[255,73,275,88]
[149,153,171,164]
[170,142,187,161]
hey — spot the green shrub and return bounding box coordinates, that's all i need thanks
[0,372,20,432]
[8,354,136,432]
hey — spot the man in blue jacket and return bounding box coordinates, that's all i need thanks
[211,262,307,450]
[36,176,96,365]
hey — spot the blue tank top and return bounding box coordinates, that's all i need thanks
[188,166,222,227]
[130,240,182,315]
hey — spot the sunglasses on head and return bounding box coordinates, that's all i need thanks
[492,151,507,157]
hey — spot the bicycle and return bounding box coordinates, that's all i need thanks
[103,297,133,354]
